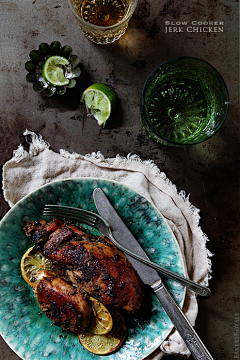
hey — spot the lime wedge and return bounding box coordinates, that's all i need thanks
[80,83,116,126]
[42,55,70,86]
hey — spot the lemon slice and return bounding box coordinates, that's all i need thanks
[80,83,116,126]
[20,246,56,287]
[42,55,70,86]
[88,297,113,335]
[79,310,126,355]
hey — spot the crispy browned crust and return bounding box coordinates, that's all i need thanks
[25,219,144,314]
[36,273,92,333]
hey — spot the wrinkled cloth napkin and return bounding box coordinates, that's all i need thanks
[2,130,212,359]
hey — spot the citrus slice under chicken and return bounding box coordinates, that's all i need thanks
[79,309,127,355]
[87,297,113,335]
[20,246,56,287]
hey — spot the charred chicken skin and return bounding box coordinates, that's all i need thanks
[36,272,92,333]
[24,219,144,315]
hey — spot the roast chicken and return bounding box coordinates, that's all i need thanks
[36,271,92,332]
[24,218,144,332]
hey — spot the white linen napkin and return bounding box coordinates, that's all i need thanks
[2,129,212,359]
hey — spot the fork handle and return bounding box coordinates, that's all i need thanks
[108,232,210,296]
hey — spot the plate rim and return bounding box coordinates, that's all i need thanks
[0,177,187,360]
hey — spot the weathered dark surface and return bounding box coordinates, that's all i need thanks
[0,0,239,359]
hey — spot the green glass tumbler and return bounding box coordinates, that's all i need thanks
[140,57,229,146]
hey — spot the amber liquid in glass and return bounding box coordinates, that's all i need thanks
[78,0,127,27]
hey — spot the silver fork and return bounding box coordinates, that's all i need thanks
[43,204,211,296]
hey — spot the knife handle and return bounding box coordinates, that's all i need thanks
[152,280,214,360]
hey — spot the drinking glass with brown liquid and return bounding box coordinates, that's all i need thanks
[68,0,138,44]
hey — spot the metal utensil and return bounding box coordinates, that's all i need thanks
[43,204,210,296]
[93,187,214,360]
[43,199,213,359]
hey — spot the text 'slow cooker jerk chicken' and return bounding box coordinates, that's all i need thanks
[24,218,144,332]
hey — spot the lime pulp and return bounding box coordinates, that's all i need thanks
[42,56,70,86]
[80,83,116,126]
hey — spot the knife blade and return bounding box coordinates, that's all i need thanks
[93,187,214,360]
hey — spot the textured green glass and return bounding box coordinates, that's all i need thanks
[140,57,229,146]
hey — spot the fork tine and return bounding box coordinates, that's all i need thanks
[43,206,97,227]
[44,206,96,221]
[43,210,95,223]
[45,214,94,227]
[44,205,97,221]
[43,212,95,227]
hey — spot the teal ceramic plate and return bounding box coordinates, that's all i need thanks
[0,178,186,360]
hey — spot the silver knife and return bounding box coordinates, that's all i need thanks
[93,187,214,360]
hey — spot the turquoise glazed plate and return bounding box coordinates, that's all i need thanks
[0,178,186,360]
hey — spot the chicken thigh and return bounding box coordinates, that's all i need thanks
[36,272,92,333]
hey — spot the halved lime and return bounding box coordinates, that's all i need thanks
[80,83,116,126]
[42,55,70,86]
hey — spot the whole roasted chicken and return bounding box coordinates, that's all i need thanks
[24,218,144,332]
